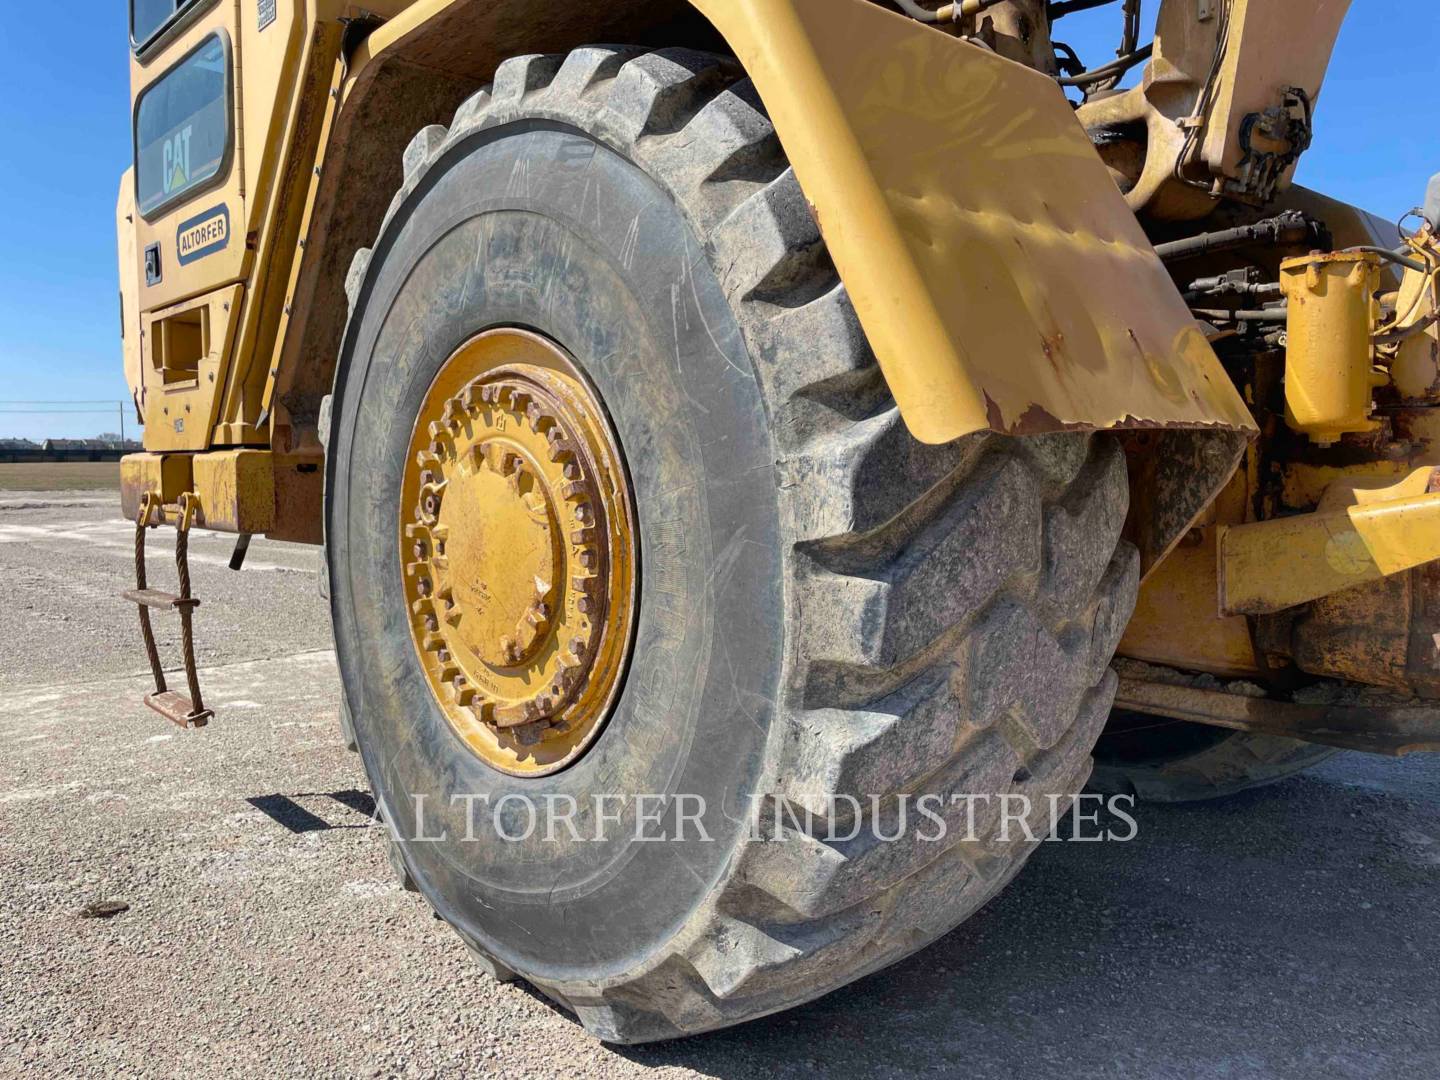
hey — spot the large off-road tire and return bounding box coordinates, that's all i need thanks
[324,46,1139,1042]
[1090,711,1337,803]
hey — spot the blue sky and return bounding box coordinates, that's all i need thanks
[0,3,1433,440]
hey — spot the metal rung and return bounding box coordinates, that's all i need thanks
[122,588,200,611]
[128,491,212,731]
[144,690,213,729]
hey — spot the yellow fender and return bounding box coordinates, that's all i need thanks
[698,0,1255,442]
[349,0,1255,444]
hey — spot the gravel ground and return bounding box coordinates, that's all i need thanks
[0,491,327,690]
[1,491,1437,1078]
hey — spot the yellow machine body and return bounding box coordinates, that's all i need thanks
[1281,252,1387,445]
[1220,469,1440,618]
[1078,0,1352,221]
[1120,215,1440,708]
[116,0,1440,748]
[118,0,1253,494]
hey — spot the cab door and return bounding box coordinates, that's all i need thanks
[128,0,249,450]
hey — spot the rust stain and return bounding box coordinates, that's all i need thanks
[1039,330,1067,374]
[985,394,1251,439]
[983,390,1007,433]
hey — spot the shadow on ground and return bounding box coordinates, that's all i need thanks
[246,790,378,834]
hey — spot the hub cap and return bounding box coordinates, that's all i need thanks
[399,329,637,776]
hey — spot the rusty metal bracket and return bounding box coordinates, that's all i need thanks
[1115,676,1440,757]
[122,492,214,729]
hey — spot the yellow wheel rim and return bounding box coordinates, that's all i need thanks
[399,329,638,776]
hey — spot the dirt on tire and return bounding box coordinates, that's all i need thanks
[325,46,1141,1042]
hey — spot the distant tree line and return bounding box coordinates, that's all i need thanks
[0,437,143,462]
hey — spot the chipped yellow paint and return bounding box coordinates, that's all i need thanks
[192,450,276,533]
[120,452,193,523]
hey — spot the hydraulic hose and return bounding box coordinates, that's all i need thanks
[1154,212,1328,263]
[893,0,946,21]
[893,0,1012,23]
[1345,246,1428,274]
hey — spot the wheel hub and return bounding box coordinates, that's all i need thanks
[400,330,636,776]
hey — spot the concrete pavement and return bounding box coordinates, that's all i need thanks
[1,490,1436,1078]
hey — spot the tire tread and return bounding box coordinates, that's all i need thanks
[333,45,1140,1043]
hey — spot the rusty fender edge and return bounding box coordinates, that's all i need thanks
[350,0,1256,447]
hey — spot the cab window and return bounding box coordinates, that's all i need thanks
[134,34,231,219]
[132,0,203,51]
